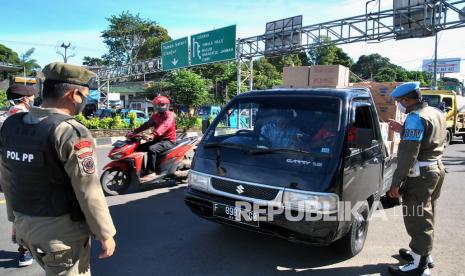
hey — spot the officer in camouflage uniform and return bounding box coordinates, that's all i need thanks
[387,82,446,276]
[0,62,116,275]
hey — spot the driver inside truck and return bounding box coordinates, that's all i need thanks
[259,115,301,148]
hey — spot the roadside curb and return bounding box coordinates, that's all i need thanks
[93,131,201,147]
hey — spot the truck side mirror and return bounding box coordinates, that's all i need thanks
[201,118,210,134]
[349,127,373,149]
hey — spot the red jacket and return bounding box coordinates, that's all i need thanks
[134,111,176,142]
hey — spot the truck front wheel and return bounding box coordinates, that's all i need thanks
[445,129,452,146]
[336,200,370,257]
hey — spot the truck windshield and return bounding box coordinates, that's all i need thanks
[422,95,441,108]
[204,96,341,155]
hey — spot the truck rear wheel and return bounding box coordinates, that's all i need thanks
[336,200,370,257]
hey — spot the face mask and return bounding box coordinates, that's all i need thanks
[158,107,168,113]
[396,101,407,114]
[74,93,88,115]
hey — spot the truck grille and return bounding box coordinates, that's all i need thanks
[211,178,280,200]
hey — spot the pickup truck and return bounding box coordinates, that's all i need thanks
[422,89,465,144]
[184,88,397,257]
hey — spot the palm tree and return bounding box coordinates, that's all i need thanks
[20,48,41,81]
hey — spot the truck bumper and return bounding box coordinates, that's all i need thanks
[184,187,339,246]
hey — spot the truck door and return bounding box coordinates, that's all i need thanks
[343,101,384,202]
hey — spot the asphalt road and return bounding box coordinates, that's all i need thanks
[1,140,464,275]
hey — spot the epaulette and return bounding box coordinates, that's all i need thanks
[63,118,89,138]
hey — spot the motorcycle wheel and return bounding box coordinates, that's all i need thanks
[100,169,131,196]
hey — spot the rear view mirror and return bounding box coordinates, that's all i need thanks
[349,127,373,148]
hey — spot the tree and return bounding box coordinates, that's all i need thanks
[253,58,282,89]
[0,44,20,64]
[268,53,305,73]
[101,11,171,65]
[308,36,353,67]
[191,62,237,103]
[168,70,209,111]
[82,56,107,66]
[351,53,392,80]
[138,25,171,60]
[20,48,41,76]
[374,67,397,82]
[0,89,7,107]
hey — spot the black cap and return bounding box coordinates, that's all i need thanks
[6,84,38,100]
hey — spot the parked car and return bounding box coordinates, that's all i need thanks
[118,109,149,125]
[185,88,397,257]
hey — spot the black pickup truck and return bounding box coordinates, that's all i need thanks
[184,88,397,256]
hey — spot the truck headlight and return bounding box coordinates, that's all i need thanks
[282,190,338,213]
[187,171,210,192]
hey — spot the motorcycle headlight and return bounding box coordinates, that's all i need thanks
[282,190,338,213]
[187,171,210,192]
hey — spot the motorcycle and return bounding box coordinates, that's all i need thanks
[100,133,199,196]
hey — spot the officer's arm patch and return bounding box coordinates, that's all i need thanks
[80,157,96,174]
[402,113,424,141]
[74,139,95,175]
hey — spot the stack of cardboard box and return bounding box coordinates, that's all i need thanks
[350,82,406,156]
[283,65,350,88]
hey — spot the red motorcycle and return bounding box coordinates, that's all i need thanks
[100,133,198,196]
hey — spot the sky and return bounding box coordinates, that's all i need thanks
[1,0,464,81]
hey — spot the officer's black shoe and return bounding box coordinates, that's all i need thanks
[389,252,430,276]
[399,248,434,269]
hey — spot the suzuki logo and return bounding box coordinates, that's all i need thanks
[236,185,245,194]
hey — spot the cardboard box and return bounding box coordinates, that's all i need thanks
[350,81,407,123]
[282,65,351,88]
[283,66,310,88]
[309,65,350,88]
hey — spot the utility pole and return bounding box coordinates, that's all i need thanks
[60,42,71,63]
[432,33,439,90]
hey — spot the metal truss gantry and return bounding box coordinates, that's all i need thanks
[95,0,465,97]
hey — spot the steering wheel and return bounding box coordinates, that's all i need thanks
[236,129,254,135]
[236,129,272,147]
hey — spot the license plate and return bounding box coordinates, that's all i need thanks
[213,203,259,227]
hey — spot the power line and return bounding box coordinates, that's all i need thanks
[0,39,105,53]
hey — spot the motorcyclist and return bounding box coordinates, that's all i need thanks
[127,95,176,182]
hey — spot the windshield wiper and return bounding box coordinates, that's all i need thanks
[249,147,327,157]
[203,142,251,151]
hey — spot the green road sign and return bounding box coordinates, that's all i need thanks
[191,25,236,66]
[161,37,188,71]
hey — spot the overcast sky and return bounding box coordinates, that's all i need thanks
[1,0,464,80]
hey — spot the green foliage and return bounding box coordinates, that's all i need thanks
[267,54,304,73]
[101,11,171,65]
[169,69,209,109]
[0,90,7,108]
[176,112,201,130]
[190,62,237,104]
[0,44,20,64]
[351,53,392,80]
[374,67,397,82]
[20,48,41,75]
[308,36,353,67]
[74,114,130,129]
[82,56,107,66]
[253,58,282,89]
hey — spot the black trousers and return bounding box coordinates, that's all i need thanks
[138,140,175,172]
